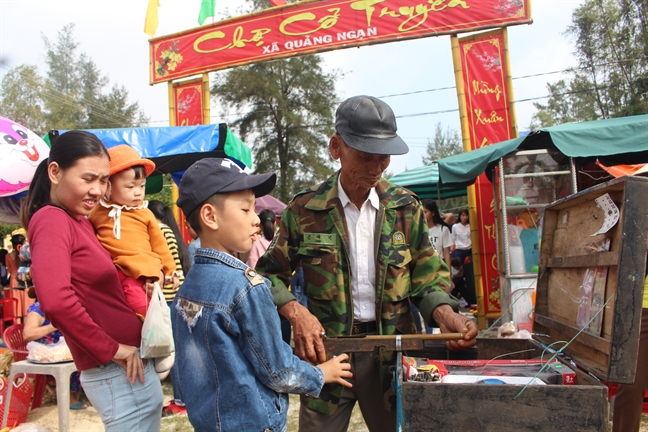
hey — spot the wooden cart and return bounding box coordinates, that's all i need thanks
[399,176,648,431]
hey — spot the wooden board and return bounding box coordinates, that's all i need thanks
[535,176,648,383]
[402,338,608,432]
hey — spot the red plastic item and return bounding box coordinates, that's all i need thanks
[0,298,19,336]
[0,373,34,428]
[3,324,48,409]
[605,382,648,413]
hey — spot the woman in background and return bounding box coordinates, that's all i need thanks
[23,288,87,410]
[451,208,472,267]
[422,200,454,277]
[247,209,276,269]
[147,200,190,303]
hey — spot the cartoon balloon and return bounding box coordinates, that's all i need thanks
[0,117,50,197]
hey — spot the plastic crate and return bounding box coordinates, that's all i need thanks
[0,373,34,429]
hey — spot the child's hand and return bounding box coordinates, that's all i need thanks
[317,353,353,388]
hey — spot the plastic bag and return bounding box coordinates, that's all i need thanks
[497,321,517,338]
[26,337,73,363]
[140,282,174,359]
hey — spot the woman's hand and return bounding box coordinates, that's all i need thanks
[112,344,144,384]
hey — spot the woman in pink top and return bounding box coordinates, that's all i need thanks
[246,209,276,269]
[21,131,163,431]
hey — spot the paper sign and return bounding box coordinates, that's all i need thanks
[592,193,619,236]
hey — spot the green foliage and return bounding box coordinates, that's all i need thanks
[531,0,648,128]
[211,56,338,203]
[0,24,148,134]
[0,223,21,242]
[146,174,174,208]
[0,65,46,134]
[421,123,467,211]
[422,123,463,164]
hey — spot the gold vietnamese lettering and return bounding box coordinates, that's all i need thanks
[475,109,505,124]
[194,26,271,53]
[474,109,504,124]
[374,0,469,33]
[280,8,340,36]
[472,80,502,101]
[485,223,496,240]
[350,0,386,27]
[194,31,226,53]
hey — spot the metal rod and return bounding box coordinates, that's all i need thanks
[341,333,464,341]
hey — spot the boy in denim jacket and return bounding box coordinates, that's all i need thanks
[174,158,352,432]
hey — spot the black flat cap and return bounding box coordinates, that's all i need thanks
[335,95,409,155]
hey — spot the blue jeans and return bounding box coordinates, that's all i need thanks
[80,359,164,432]
[169,300,184,404]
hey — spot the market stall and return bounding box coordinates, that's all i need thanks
[436,114,648,328]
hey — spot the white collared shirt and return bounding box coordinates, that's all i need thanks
[338,176,379,323]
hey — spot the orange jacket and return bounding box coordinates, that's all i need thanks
[88,200,175,280]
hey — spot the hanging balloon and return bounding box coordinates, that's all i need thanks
[0,117,50,197]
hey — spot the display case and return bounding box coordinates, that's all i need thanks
[495,149,577,326]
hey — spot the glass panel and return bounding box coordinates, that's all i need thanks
[495,151,574,275]
[502,151,572,206]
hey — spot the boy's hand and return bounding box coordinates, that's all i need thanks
[172,274,180,290]
[317,353,353,388]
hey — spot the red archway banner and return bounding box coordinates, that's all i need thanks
[149,0,531,84]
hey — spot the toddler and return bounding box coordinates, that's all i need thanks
[88,144,178,378]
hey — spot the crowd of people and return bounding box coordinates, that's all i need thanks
[8,93,643,432]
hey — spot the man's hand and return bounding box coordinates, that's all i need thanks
[432,304,478,351]
[279,301,326,364]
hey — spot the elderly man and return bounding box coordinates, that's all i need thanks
[257,95,477,432]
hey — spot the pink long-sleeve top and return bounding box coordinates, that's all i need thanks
[29,206,143,371]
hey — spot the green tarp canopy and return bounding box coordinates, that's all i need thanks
[389,163,467,199]
[438,114,648,186]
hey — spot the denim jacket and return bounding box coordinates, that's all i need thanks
[173,248,324,432]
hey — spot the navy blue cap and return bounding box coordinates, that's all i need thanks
[177,158,276,217]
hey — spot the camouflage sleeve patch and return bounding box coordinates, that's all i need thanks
[245,268,265,286]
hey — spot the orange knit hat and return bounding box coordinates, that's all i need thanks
[107,145,156,177]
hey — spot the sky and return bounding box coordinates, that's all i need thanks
[0,0,585,176]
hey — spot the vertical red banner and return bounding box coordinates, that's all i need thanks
[172,77,208,244]
[458,29,515,316]
[173,79,205,127]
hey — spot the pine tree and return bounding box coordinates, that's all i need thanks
[531,0,648,127]
[211,56,338,202]
[0,24,148,133]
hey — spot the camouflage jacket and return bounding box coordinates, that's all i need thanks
[257,172,456,414]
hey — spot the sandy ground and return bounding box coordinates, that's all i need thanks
[13,390,178,432]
